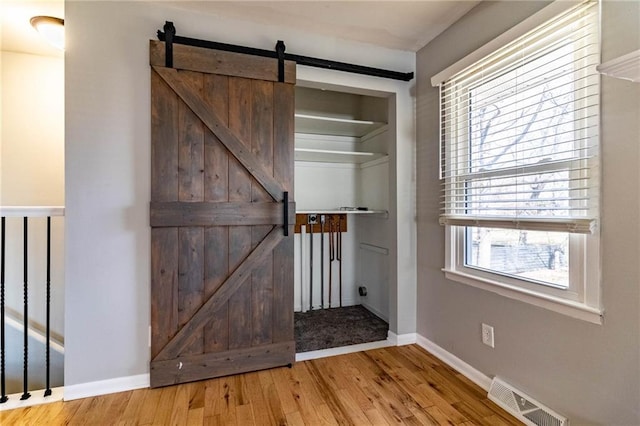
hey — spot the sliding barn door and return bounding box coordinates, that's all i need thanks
[149,40,296,388]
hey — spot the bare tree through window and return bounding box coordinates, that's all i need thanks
[463,45,580,287]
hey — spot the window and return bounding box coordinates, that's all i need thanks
[435,1,601,322]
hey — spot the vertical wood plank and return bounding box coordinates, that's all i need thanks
[251,80,275,346]
[204,74,229,201]
[151,227,179,359]
[151,67,180,363]
[228,76,253,349]
[203,74,229,202]
[178,227,204,356]
[228,77,253,202]
[203,73,230,353]
[228,234,252,350]
[151,69,178,202]
[273,83,294,197]
[203,227,229,352]
[272,82,295,344]
[250,80,274,204]
[177,70,205,357]
[178,70,205,202]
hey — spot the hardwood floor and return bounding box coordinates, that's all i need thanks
[0,345,521,425]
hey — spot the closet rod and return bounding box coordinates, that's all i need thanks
[157,22,414,82]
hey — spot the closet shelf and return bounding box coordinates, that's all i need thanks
[295,113,387,138]
[295,148,386,164]
[297,209,388,216]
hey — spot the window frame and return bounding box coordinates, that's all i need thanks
[444,225,601,324]
[438,0,602,324]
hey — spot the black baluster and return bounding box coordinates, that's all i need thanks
[44,216,51,397]
[20,217,30,401]
[0,217,7,403]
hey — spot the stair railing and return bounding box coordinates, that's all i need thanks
[0,206,64,403]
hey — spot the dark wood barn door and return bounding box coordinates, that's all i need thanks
[149,40,296,388]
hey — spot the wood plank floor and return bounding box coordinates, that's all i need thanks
[0,345,522,425]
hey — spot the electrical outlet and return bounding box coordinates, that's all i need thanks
[482,323,495,348]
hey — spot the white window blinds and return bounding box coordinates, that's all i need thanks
[437,1,599,234]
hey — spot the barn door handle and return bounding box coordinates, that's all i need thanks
[283,192,289,237]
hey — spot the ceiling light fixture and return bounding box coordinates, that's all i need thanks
[30,16,65,50]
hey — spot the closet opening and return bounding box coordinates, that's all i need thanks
[293,85,392,357]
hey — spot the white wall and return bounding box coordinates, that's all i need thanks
[416,1,640,424]
[295,162,359,211]
[65,0,415,387]
[1,52,64,206]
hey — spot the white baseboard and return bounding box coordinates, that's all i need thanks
[63,373,149,401]
[387,331,417,346]
[0,387,63,411]
[296,339,392,362]
[56,337,489,402]
[416,334,492,391]
[296,330,420,362]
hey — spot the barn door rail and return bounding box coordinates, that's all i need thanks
[0,206,64,404]
[158,21,414,82]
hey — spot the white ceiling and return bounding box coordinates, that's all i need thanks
[163,1,479,52]
[0,1,478,57]
[1,0,65,57]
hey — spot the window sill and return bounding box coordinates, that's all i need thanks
[443,268,603,325]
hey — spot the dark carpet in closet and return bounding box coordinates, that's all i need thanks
[294,305,388,353]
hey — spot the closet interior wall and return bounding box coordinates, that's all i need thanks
[293,86,390,322]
